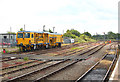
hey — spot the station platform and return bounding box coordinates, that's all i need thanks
[109,55,120,81]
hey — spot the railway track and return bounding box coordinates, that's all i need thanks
[2,59,36,70]
[75,49,117,82]
[2,60,55,80]
[56,44,94,56]
[0,57,18,62]
[1,60,50,76]
[29,42,100,55]
[25,43,105,61]
[4,59,70,81]
[5,59,81,82]
[7,42,81,54]
[3,43,106,82]
[78,44,104,56]
[7,42,95,55]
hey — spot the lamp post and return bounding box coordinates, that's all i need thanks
[96,32,97,41]
[53,27,55,43]
[43,25,45,32]
[24,24,25,31]
[103,32,105,42]
[53,27,55,33]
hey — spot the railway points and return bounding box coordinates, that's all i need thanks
[0,0,119,81]
[76,50,117,81]
[1,42,119,82]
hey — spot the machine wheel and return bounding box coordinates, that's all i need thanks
[31,46,34,51]
[58,43,61,47]
[26,46,31,51]
[19,47,23,52]
[19,46,25,52]
[52,45,56,48]
[48,45,52,49]
[22,47,25,52]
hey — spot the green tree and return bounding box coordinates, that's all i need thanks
[116,33,120,40]
[49,29,53,33]
[63,29,80,38]
[66,30,70,33]
[107,31,116,39]
[83,32,92,37]
[20,28,24,31]
[69,29,80,37]
[7,32,16,34]
[63,31,77,38]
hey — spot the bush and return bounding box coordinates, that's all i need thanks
[24,57,29,61]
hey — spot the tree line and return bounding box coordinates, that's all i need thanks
[7,28,120,41]
[93,31,120,41]
[63,29,120,41]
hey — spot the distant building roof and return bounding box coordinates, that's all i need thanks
[0,33,16,35]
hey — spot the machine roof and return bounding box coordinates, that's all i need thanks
[18,31,62,35]
[18,31,44,33]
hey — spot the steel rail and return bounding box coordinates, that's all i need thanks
[6,59,69,82]
[2,60,38,70]
[1,58,18,62]
[75,48,117,82]
[24,44,104,61]
[34,60,80,82]
[2,60,51,76]
[75,53,108,82]
[78,44,104,56]
[5,43,106,82]
[88,44,105,56]
[102,48,117,81]
[62,45,96,56]
[34,44,105,81]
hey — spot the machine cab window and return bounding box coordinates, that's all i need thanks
[18,33,23,38]
[32,34,34,38]
[24,33,30,38]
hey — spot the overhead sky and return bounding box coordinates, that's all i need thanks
[0,0,119,35]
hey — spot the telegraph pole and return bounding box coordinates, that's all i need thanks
[53,27,55,33]
[103,32,105,42]
[83,29,85,40]
[63,30,64,34]
[53,27,55,43]
[96,32,97,41]
[10,26,12,33]
[24,24,25,31]
[43,25,45,32]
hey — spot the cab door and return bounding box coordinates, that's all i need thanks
[31,33,34,44]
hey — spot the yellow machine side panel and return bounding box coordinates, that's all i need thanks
[16,32,32,46]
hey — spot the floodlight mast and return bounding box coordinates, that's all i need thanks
[43,25,45,32]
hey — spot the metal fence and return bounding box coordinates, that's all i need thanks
[0,38,16,48]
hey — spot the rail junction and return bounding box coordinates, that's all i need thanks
[0,42,119,82]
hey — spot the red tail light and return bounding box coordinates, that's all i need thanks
[16,40,18,43]
[29,40,31,43]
